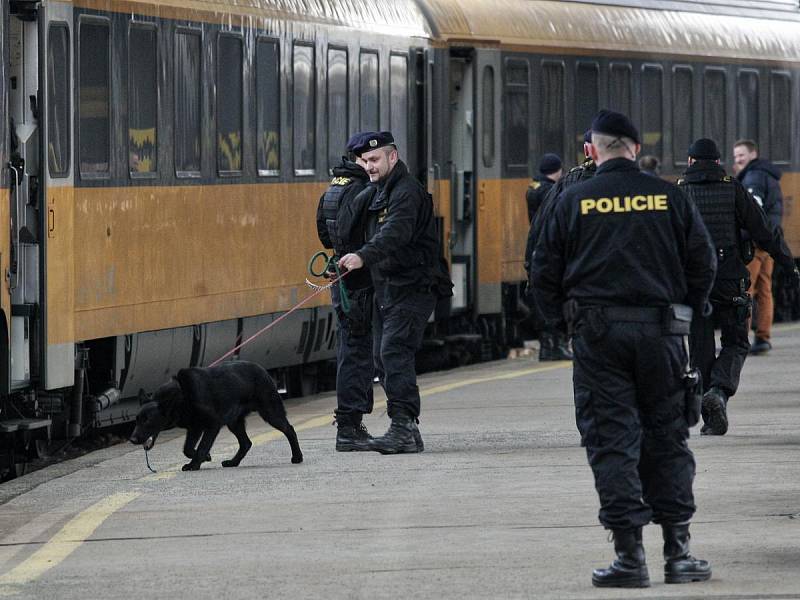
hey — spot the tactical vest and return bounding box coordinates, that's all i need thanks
[680,178,737,250]
[320,178,351,255]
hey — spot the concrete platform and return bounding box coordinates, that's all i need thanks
[0,324,799,599]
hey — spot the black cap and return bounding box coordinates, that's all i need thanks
[538,153,562,175]
[591,109,641,145]
[687,138,720,160]
[347,131,395,156]
[583,129,593,144]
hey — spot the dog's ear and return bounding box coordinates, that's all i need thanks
[174,369,197,399]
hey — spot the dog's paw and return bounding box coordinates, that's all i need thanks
[203,453,212,463]
[182,462,201,471]
[291,454,303,464]
[221,459,239,468]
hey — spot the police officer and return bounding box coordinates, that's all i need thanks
[316,135,376,451]
[531,110,716,588]
[526,153,562,223]
[679,138,799,436]
[338,131,452,454]
[733,140,786,354]
[523,131,597,361]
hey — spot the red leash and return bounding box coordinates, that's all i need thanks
[208,270,350,368]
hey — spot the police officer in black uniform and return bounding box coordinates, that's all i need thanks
[531,110,717,588]
[679,138,799,436]
[316,135,376,451]
[338,131,452,454]
[526,153,562,223]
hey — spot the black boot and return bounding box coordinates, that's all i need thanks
[538,332,556,361]
[662,523,712,584]
[592,528,650,588]
[369,414,422,454]
[335,414,372,452]
[701,387,728,436]
[554,333,574,360]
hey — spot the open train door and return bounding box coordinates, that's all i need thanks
[9,1,75,393]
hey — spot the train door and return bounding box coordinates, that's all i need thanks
[448,50,477,313]
[8,1,74,391]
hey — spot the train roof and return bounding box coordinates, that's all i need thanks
[421,0,800,63]
[74,0,800,64]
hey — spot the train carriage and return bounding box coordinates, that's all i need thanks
[0,0,799,478]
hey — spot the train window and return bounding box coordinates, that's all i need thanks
[704,68,727,156]
[47,23,70,178]
[541,61,564,160]
[575,62,598,163]
[360,50,379,131]
[609,63,631,116]
[256,39,280,176]
[737,70,759,142]
[641,65,663,160]
[217,35,243,174]
[79,19,110,177]
[770,72,791,163]
[482,65,495,168]
[175,31,202,176]
[293,42,316,175]
[128,25,158,177]
[390,54,408,158]
[327,48,348,172]
[504,58,529,171]
[673,66,693,165]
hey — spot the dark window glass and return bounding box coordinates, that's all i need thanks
[575,62,598,163]
[504,58,529,170]
[482,65,495,168]
[673,66,693,165]
[641,65,663,159]
[771,72,791,162]
[360,51,379,131]
[609,63,631,116]
[737,70,759,142]
[47,24,70,177]
[79,20,110,175]
[541,61,564,159]
[175,31,201,174]
[327,48,348,171]
[293,43,315,174]
[390,54,408,158]
[217,35,243,173]
[128,26,157,175]
[704,69,727,153]
[256,38,280,175]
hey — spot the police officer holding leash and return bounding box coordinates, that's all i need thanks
[338,131,452,454]
[679,138,799,436]
[316,136,377,451]
[531,110,717,588]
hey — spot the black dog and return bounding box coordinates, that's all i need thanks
[129,361,303,470]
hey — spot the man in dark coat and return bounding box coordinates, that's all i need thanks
[526,153,562,223]
[338,131,452,454]
[733,139,786,354]
[532,110,716,589]
[680,138,798,435]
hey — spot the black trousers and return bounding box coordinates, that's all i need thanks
[372,284,436,419]
[572,319,696,530]
[689,278,751,397]
[332,285,374,419]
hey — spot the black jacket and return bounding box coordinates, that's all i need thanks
[315,159,373,289]
[531,158,716,324]
[525,176,555,223]
[737,158,783,231]
[680,160,794,280]
[356,160,451,296]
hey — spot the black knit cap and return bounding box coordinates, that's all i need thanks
[347,131,395,156]
[538,153,562,175]
[687,138,721,160]
[583,129,593,144]
[591,109,641,145]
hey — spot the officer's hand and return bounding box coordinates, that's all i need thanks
[338,253,364,271]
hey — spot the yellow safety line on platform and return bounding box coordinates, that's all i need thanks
[0,492,139,595]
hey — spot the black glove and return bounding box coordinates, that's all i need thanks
[784,264,800,289]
